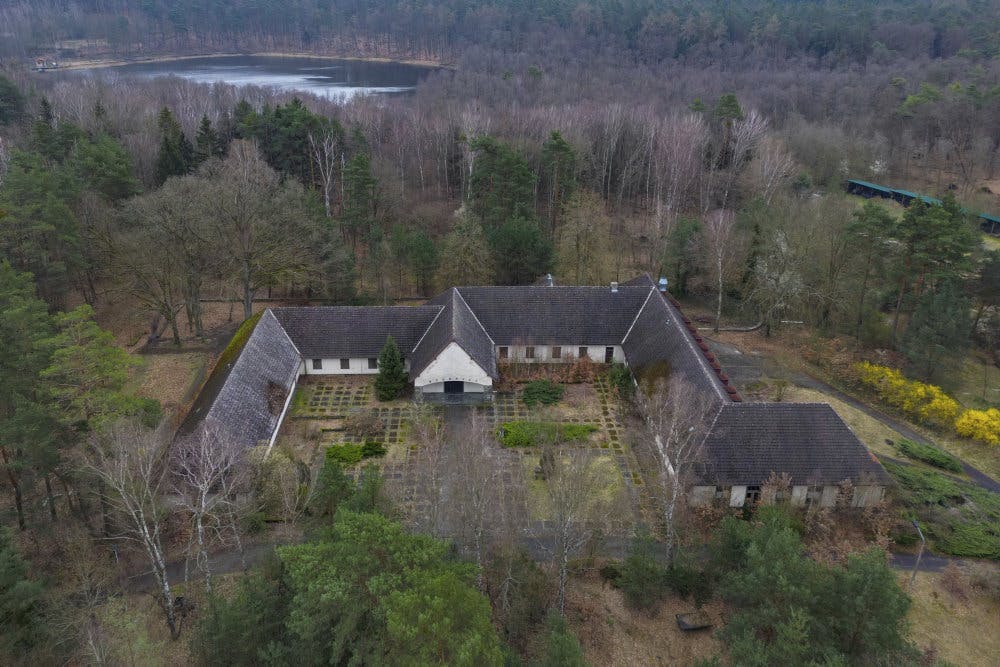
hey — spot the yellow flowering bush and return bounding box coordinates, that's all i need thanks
[854,362,959,426]
[954,409,1000,446]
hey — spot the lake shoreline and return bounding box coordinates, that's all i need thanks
[51,51,453,72]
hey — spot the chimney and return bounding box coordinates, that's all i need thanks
[546,273,554,287]
[610,281,619,293]
[658,277,668,293]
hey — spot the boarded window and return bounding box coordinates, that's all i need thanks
[499,346,509,360]
[340,358,350,370]
[368,358,378,369]
[312,359,323,370]
[746,485,762,505]
[525,346,535,359]
[552,346,562,359]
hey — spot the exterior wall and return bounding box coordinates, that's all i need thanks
[729,486,747,507]
[300,358,411,376]
[689,486,716,507]
[497,344,625,364]
[420,381,487,394]
[791,485,808,506]
[820,485,839,508]
[851,485,885,507]
[413,342,492,390]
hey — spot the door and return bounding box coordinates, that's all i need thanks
[443,381,464,394]
[604,347,614,363]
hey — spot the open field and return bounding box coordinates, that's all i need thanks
[905,569,1000,665]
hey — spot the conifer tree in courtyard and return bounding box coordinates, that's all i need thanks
[375,335,407,401]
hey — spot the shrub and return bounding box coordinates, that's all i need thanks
[854,362,959,426]
[599,562,622,583]
[521,379,565,406]
[361,440,387,457]
[343,411,385,440]
[326,443,365,465]
[665,561,713,605]
[607,363,634,401]
[895,439,964,473]
[954,408,1000,446]
[615,532,669,612]
[498,421,598,447]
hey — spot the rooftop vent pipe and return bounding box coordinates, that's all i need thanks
[610,281,619,293]
[545,273,554,287]
[658,277,668,293]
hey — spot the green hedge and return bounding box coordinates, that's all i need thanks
[521,380,565,406]
[498,421,598,447]
[894,438,963,473]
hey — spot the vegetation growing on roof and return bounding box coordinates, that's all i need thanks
[217,310,264,370]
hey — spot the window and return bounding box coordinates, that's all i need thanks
[745,485,762,505]
[498,346,509,360]
[368,358,378,370]
[340,358,350,370]
[312,359,323,370]
[578,346,588,358]
[552,346,562,359]
[604,346,614,363]
[525,346,535,359]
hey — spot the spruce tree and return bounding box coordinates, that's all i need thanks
[193,115,221,166]
[374,335,407,401]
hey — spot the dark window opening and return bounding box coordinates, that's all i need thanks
[340,358,350,370]
[368,358,378,370]
[525,346,535,359]
[499,346,509,360]
[745,485,761,505]
[604,346,614,363]
[578,346,588,358]
[312,359,323,370]
[552,346,562,359]
[444,381,464,394]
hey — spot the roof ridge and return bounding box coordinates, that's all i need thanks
[454,288,495,345]
[621,287,655,344]
[409,303,448,355]
[264,308,301,357]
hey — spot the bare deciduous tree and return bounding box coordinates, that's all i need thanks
[699,209,745,332]
[84,420,180,638]
[171,422,254,593]
[636,377,711,562]
[308,130,341,218]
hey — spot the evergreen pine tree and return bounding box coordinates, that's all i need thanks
[374,336,407,401]
[155,107,192,184]
[193,115,220,166]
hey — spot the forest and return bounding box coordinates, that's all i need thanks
[1,0,1000,665]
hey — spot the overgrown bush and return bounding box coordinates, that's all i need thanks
[894,439,964,472]
[343,411,385,440]
[855,362,960,426]
[498,421,598,447]
[522,379,565,406]
[615,532,669,612]
[607,363,634,401]
[954,408,1000,446]
[326,443,365,465]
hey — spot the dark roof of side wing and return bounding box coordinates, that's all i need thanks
[201,310,301,447]
[410,288,497,379]
[271,306,442,358]
[455,285,651,345]
[697,403,892,486]
[622,288,730,404]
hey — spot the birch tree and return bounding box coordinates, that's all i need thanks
[170,422,253,593]
[636,378,710,561]
[700,209,745,332]
[308,129,342,218]
[84,420,179,638]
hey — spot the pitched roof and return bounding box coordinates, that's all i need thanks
[622,288,730,404]
[697,403,891,486]
[410,288,496,379]
[271,306,442,358]
[201,310,301,447]
[455,285,651,345]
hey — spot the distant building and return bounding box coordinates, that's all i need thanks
[183,275,890,507]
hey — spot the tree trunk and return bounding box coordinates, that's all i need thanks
[0,447,25,530]
[44,474,57,521]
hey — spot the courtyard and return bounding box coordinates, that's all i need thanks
[274,370,666,535]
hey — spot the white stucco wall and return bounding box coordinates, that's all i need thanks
[413,342,492,389]
[497,344,624,364]
[689,486,716,507]
[729,486,747,507]
[791,485,809,506]
[299,358,411,376]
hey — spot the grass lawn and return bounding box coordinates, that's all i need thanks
[523,454,626,522]
[948,355,1000,410]
[905,570,1000,666]
[982,233,1000,252]
[129,352,207,413]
